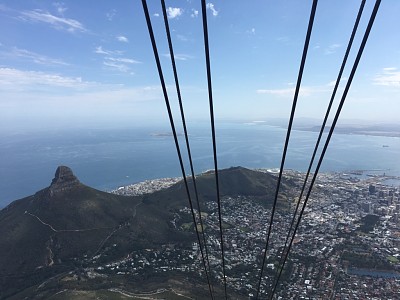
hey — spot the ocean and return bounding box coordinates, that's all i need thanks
[1,121,399,208]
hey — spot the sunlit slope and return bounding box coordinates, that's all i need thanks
[0,165,284,299]
[145,166,287,209]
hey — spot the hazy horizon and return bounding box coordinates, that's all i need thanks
[1,1,400,132]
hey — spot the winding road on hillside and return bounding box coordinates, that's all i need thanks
[92,200,143,258]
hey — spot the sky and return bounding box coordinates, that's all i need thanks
[0,0,399,132]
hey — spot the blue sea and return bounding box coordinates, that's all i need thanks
[0,122,399,208]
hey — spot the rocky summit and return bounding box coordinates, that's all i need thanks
[0,166,282,299]
[49,165,80,195]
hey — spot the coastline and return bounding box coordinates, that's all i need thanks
[109,168,400,197]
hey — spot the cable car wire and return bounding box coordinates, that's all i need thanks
[200,0,228,298]
[160,0,215,297]
[275,0,366,287]
[255,0,318,298]
[141,1,214,298]
[269,1,381,298]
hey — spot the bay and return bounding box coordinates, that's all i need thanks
[0,121,399,208]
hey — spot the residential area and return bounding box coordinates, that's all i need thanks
[100,170,400,298]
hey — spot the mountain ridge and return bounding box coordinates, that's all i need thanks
[0,165,284,299]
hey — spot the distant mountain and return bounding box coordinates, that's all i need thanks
[300,123,400,137]
[0,166,283,299]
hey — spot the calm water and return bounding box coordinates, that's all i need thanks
[0,122,399,208]
[347,268,400,279]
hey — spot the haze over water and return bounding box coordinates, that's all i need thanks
[1,121,399,208]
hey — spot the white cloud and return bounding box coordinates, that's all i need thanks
[257,79,351,98]
[0,67,170,127]
[116,35,129,43]
[64,86,162,104]
[0,68,164,99]
[325,44,341,55]
[373,67,400,87]
[106,9,116,21]
[327,77,348,87]
[177,34,189,42]
[174,54,193,61]
[53,2,68,15]
[206,3,218,16]
[94,46,123,56]
[105,57,141,64]
[383,67,397,72]
[162,53,194,61]
[1,47,68,66]
[94,46,140,73]
[257,86,324,98]
[257,88,298,96]
[153,13,160,17]
[19,9,87,33]
[191,9,199,18]
[0,67,94,89]
[103,61,131,73]
[276,36,290,44]
[167,7,183,19]
[246,28,256,35]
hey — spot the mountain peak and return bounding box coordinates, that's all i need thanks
[49,166,80,194]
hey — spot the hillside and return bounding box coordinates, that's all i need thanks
[145,166,287,209]
[0,166,283,299]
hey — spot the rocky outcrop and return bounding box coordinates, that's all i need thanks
[49,166,80,195]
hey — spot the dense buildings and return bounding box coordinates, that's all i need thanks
[108,170,400,298]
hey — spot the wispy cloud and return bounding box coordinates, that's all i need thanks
[325,43,341,55]
[256,83,336,98]
[95,46,140,73]
[0,68,169,128]
[116,35,129,43]
[19,9,87,33]
[257,88,293,96]
[94,46,123,56]
[373,67,400,87]
[153,13,160,17]
[276,36,290,44]
[0,67,180,124]
[105,57,141,64]
[0,67,163,105]
[106,9,116,21]
[0,67,94,89]
[167,7,183,19]
[257,78,350,98]
[206,3,218,16]
[162,53,194,61]
[191,9,199,18]
[52,2,67,15]
[103,61,131,73]
[1,47,68,66]
[177,34,189,42]
[327,77,348,87]
[246,28,256,35]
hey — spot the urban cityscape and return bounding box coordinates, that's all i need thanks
[97,169,400,298]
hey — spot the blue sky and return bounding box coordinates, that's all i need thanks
[0,0,399,131]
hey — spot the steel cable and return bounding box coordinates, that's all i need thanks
[141,1,214,298]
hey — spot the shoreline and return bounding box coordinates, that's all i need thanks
[110,168,400,197]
